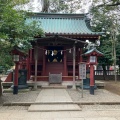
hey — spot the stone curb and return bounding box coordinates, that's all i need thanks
[33,102,74,104]
[3,88,30,93]
[3,102,33,106]
[3,101,120,106]
[74,101,120,105]
[28,109,81,112]
[3,102,75,106]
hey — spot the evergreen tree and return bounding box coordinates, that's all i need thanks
[0,0,44,71]
[89,0,120,80]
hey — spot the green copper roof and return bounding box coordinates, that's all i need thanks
[26,13,102,35]
[83,48,103,56]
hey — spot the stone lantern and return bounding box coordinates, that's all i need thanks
[11,47,27,94]
[83,48,103,95]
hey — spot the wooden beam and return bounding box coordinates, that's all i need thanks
[42,47,46,76]
[72,44,76,89]
[34,46,38,89]
[64,47,67,76]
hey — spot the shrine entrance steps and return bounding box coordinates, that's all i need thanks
[42,83,67,89]
[28,89,81,112]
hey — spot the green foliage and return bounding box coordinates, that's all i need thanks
[0,0,44,69]
[90,2,120,67]
[0,40,13,71]
[116,34,120,65]
[92,0,120,7]
[0,6,44,48]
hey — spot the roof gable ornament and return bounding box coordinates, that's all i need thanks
[84,39,103,57]
[85,39,100,50]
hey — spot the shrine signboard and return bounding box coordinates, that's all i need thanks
[79,62,86,98]
[79,63,86,79]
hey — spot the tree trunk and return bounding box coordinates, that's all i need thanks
[102,65,108,80]
[0,78,2,96]
[119,63,120,74]
[41,0,50,12]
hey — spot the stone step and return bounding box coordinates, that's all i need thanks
[28,104,81,112]
[2,81,105,89]
[33,102,73,104]
[42,85,67,89]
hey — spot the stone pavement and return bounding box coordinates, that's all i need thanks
[35,89,73,103]
[1,88,120,119]
[1,104,120,119]
[28,89,81,112]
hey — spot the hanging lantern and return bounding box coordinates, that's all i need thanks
[61,50,63,55]
[69,49,71,53]
[51,51,54,56]
[45,50,47,55]
[13,55,19,62]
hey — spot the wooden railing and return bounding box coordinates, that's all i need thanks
[94,70,120,75]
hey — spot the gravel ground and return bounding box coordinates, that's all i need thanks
[0,87,120,111]
[82,105,120,111]
[0,90,40,105]
[0,106,28,111]
[1,81,120,106]
[67,88,120,102]
[1,88,120,104]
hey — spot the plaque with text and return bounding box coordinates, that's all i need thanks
[79,63,86,79]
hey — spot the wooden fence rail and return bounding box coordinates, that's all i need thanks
[94,70,120,75]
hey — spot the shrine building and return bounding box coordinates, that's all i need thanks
[21,13,102,86]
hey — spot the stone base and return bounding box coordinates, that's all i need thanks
[11,84,28,89]
[90,86,94,95]
[13,86,18,94]
[28,104,81,112]
[49,73,62,84]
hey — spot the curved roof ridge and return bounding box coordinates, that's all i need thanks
[31,12,85,19]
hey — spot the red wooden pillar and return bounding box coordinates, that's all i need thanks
[26,57,30,80]
[64,48,67,76]
[90,64,94,94]
[30,49,32,62]
[13,62,19,94]
[42,47,46,76]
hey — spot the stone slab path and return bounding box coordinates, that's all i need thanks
[28,104,81,112]
[35,89,73,103]
[28,89,81,112]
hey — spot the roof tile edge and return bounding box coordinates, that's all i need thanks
[31,12,85,19]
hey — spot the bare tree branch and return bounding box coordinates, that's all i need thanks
[97,2,120,7]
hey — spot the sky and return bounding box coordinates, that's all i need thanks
[17,0,93,13]
[16,0,42,12]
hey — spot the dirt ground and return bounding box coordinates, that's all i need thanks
[104,80,120,96]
